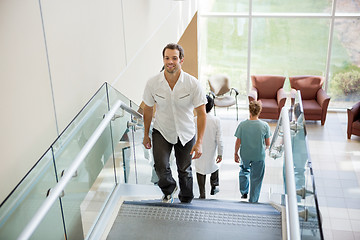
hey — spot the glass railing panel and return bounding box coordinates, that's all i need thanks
[0,149,65,240]
[107,85,136,184]
[106,84,174,186]
[128,125,158,185]
[115,123,136,184]
[51,85,117,239]
[268,112,286,204]
[291,91,323,239]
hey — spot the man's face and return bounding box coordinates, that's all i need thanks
[163,49,183,74]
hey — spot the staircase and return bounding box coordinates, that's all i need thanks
[107,199,283,240]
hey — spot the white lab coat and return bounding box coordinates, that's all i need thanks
[195,114,224,175]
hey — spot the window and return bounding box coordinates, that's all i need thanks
[199,0,360,109]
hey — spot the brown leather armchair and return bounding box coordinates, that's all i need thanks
[347,101,360,139]
[248,75,287,119]
[289,76,330,125]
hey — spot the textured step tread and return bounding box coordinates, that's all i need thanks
[107,199,282,240]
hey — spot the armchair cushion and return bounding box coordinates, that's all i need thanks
[302,100,322,115]
[259,99,279,114]
[251,75,286,99]
[290,76,323,100]
[248,75,286,119]
[214,95,236,107]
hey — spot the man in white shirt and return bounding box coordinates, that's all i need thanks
[142,43,207,203]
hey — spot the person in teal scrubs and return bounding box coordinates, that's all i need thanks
[234,100,271,203]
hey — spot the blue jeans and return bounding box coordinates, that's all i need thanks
[239,160,265,203]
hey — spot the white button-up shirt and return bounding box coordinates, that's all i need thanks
[143,70,207,145]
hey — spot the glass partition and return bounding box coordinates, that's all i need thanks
[107,84,156,185]
[51,84,117,239]
[0,149,64,239]
[269,90,324,239]
[0,83,142,239]
[291,91,323,239]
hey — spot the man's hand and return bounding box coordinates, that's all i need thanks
[234,153,240,163]
[190,142,202,159]
[216,155,222,163]
[143,136,152,149]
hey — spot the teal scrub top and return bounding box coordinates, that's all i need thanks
[234,119,271,162]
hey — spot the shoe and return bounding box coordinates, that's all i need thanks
[199,195,205,199]
[241,193,248,199]
[162,185,178,203]
[210,186,219,195]
[162,195,174,203]
[180,198,192,203]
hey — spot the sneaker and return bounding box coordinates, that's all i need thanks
[162,195,174,203]
[210,186,219,195]
[162,185,178,203]
[241,193,248,199]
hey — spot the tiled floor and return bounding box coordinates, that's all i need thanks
[201,107,360,240]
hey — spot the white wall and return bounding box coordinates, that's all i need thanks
[0,0,197,203]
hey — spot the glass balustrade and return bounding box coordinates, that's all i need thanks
[0,83,142,239]
[269,90,324,239]
[0,149,64,239]
[291,92,323,239]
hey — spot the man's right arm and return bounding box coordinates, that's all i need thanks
[143,104,154,149]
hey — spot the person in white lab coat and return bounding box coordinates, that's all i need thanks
[195,95,224,199]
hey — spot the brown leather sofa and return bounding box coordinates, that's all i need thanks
[347,101,360,139]
[289,76,330,125]
[248,75,287,119]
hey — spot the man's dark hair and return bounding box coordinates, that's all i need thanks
[206,95,214,113]
[162,43,184,59]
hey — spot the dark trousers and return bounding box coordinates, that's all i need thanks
[196,169,219,198]
[152,129,194,203]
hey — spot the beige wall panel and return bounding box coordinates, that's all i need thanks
[40,0,127,132]
[0,0,58,203]
[113,0,198,104]
[179,12,198,79]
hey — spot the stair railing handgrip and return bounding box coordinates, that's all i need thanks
[281,107,301,240]
[18,100,123,240]
[120,103,142,120]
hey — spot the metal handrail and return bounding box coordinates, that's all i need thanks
[280,107,301,240]
[18,100,142,240]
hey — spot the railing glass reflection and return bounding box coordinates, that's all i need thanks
[269,90,324,239]
[291,91,324,239]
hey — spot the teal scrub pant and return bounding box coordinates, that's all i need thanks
[239,160,265,203]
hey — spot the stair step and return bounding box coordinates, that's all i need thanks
[107,199,282,240]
